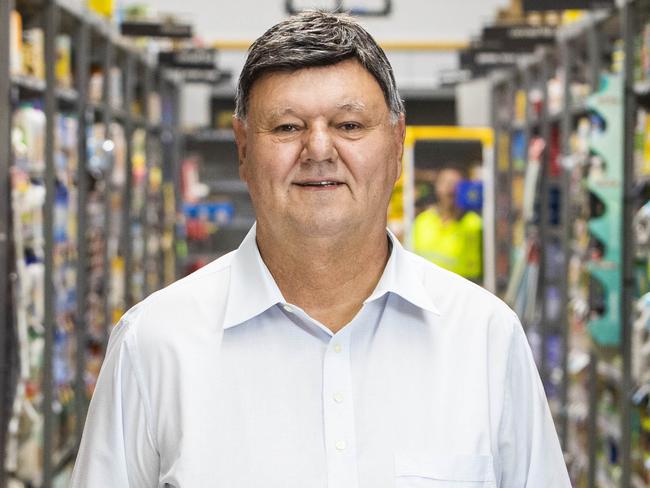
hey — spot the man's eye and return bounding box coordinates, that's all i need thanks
[339,122,362,131]
[275,124,299,133]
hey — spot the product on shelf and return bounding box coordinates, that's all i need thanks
[21,27,45,80]
[10,10,23,76]
[52,113,79,467]
[84,122,111,397]
[130,128,147,303]
[55,35,73,89]
[107,123,127,325]
[145,135,163,294]
[6,104,47,485]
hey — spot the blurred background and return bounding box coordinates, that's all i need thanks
[1,0,650,486]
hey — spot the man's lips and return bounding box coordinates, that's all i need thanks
[293,180,344,188]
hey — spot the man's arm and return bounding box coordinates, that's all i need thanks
[71,307,159,487]
[497,318,572,487]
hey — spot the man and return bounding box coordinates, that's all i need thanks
[71,11,571,487]
[413,163,483,281]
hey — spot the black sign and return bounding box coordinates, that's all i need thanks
[120,21,193,39]
[460,47,530,75]
[158,49,216,69]
[165,68,231,85]
[522,0,614,11]
[482,25,556,51]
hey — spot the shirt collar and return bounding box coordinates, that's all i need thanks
[223,224,286,329]
[223,224,440,329]
[364,230,441,316]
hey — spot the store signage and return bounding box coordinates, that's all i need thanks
[522,0,614,11]
[460,47,531,75]
[158,49,217,69]
[165,68,231,85]
[120,21,193,38]
[482,25,556,51]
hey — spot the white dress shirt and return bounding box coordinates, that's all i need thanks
[71,225,570,487]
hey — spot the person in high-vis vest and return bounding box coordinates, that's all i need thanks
[413,163,483,281]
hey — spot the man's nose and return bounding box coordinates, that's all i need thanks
[301,123,336,164]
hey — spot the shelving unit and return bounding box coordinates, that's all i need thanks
[490,3,650,485]
[0,1,181,486]
[179,94,254,275]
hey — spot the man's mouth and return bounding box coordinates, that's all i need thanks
[294,181,343,188]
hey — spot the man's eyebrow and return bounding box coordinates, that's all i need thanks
[266,107,297,119]
[336,102,367,112]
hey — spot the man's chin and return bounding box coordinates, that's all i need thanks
[290,217,355,239]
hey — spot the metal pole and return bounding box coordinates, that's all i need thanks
[0,0,16,484]
[585,12,603,487]
[558,38,572,451]
[620,1,635,485]
[142,66,152,297]
[586,15,601,94]
[74,17,90,448]
[490,78,502,295]
[122,54,134,311]
[587,351,598,488]
[172,81,183,281]
[101,37,113,350]
[42,1,59,485]
[538,51,551,391]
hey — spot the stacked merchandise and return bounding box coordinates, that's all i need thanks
[565,113,595,486]
[568,74,625,487]
[6,104,47,485]
[130,128,147,303]
[631,17,650,483]
[51,114,79,474]
[84,122,110,397]
[144,135,163,294]
[106,123,127,326]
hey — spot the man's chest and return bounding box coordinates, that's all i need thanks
[152,310,501,488]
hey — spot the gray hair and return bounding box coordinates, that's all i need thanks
[234,10,404,123]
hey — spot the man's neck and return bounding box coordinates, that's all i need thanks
[256,224,390,334]
[436,203,459,222]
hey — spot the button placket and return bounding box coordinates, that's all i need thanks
[323,334,359,488]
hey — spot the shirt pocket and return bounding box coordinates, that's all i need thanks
[394,452,497,488]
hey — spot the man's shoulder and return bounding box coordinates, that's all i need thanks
[403,249,517,328]
[117,251,237,339]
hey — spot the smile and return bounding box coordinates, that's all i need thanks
[294,181,343,188]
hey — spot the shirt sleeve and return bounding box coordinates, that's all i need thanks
[70,307,159,487]
[497,317,571,487]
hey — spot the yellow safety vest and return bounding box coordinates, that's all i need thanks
[412,207,483,280]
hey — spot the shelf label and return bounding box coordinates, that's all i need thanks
[120,21,193,38]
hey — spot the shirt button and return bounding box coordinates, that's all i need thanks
[335,440,347,451]
[333,392,344,403]
[283,304,293,313]
[333,344,342,353]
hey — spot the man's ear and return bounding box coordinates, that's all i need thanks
[394,113,406,181]
[233,115,248,181]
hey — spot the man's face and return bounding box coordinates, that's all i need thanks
[435,168,463,207]
[234,59,405,239]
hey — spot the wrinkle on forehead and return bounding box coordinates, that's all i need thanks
[265,101,368,119]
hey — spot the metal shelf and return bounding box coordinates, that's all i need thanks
[1,1,182,486]
[11,73,46,92]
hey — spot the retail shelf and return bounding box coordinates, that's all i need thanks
[11,74,46,93]
[55,86,79,104]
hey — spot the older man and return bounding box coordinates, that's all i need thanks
[71,11,570,488]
